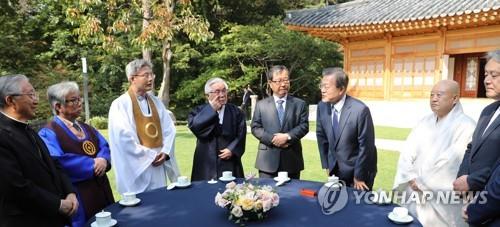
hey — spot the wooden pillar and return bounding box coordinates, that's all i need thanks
[384,33,392,99]
[438,27,448,81]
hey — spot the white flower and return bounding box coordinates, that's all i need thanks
[231,205,243,218]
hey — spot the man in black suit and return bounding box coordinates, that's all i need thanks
[0,74,78,226]
[316,68,377,191]
[454,49,500,193]
[462,161,500,226]
[251,65,309,179]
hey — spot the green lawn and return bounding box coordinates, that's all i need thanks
[309,122,411,141]
[102,125,404,199]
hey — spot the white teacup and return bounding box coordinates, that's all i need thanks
[177,176,189,185]
[95,211,111,226]
[277,171,288,180]
[122,192,136,203]
[328,176,339,184]
[222,171,233,179]
[393,207,408,219]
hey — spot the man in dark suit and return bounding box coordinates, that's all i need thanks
[188,77,246,181]
[316,68,377,191]
[454,49,500,193]
[462,161,500,226]
[0,74,78,226]
[251,65,309,179]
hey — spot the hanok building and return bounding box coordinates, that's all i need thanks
[285,0,500,99]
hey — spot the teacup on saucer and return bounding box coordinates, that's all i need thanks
[388,207,413,224]
[92,211,117,227]
[273,176,291,182]
[176,176,191,187]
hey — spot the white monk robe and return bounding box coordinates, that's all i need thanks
[393,102,475,227]
[109,92,180,194]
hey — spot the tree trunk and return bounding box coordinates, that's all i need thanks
[158,41,172,108]
[157,0,175,108]
[142,0,152,61]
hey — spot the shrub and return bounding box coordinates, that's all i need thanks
[89,116,108,129]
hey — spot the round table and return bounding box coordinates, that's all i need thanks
[87,178,421,226]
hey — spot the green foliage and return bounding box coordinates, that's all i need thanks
[174,19,342,106]
[1,0,345,121]
[89,116,108,129]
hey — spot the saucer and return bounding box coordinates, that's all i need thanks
[175,182,192,188]
[90,219,117,227]
[388,212,413,224]
[273,177,291,182]
[323,182,341,188]
[219,176,236,182]
[119,198,141,206]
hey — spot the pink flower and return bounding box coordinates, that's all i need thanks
[226,181,236,189]
[262,199,272,212]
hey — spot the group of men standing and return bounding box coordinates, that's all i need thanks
[0,49,499,226]
[393,49,500,226]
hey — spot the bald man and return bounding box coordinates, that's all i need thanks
[393,80,476,227]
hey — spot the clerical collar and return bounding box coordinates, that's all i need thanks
[332,94,347,113]
[0,111,28,124]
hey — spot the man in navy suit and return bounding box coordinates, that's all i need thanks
[462,161,500,226]
[251,65,309,179]
[316,68,377,191]
[454,49,500,193]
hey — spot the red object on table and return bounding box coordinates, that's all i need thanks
[300,188,317,198]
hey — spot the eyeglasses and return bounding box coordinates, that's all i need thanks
[65,97,82,106]
[135,72,156,79]
[319,84,331,90]
[209,89,227,95]
[270,79,290,84]
[10,92,39,100]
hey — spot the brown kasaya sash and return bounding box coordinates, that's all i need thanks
[47,120,114,220]
[128,89,163,148]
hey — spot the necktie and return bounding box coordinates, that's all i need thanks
[277,100,285,126]
[332,105,340,140]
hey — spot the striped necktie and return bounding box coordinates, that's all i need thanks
[332,105,340,140]
[277,100,285,126]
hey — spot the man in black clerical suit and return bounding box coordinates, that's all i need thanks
[0,74,78,226]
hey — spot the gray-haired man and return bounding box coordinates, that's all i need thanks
[0,75,77,226]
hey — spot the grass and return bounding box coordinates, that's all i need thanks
[309,122,411,141]
[101,125,405,199]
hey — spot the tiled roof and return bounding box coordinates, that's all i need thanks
[284,0,500,28]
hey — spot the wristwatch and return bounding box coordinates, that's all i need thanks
[287,134,292,141]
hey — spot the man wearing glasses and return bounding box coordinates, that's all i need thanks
[454,49,500,194]
[0,75,78,226]
[38,81,114,227]
[188,77,246,181]
[251,65,309,179]
[108,59,180,194]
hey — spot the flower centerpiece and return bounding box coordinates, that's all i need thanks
[215,181,279,224]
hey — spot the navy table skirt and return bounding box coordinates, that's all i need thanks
[87,178,421,226]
